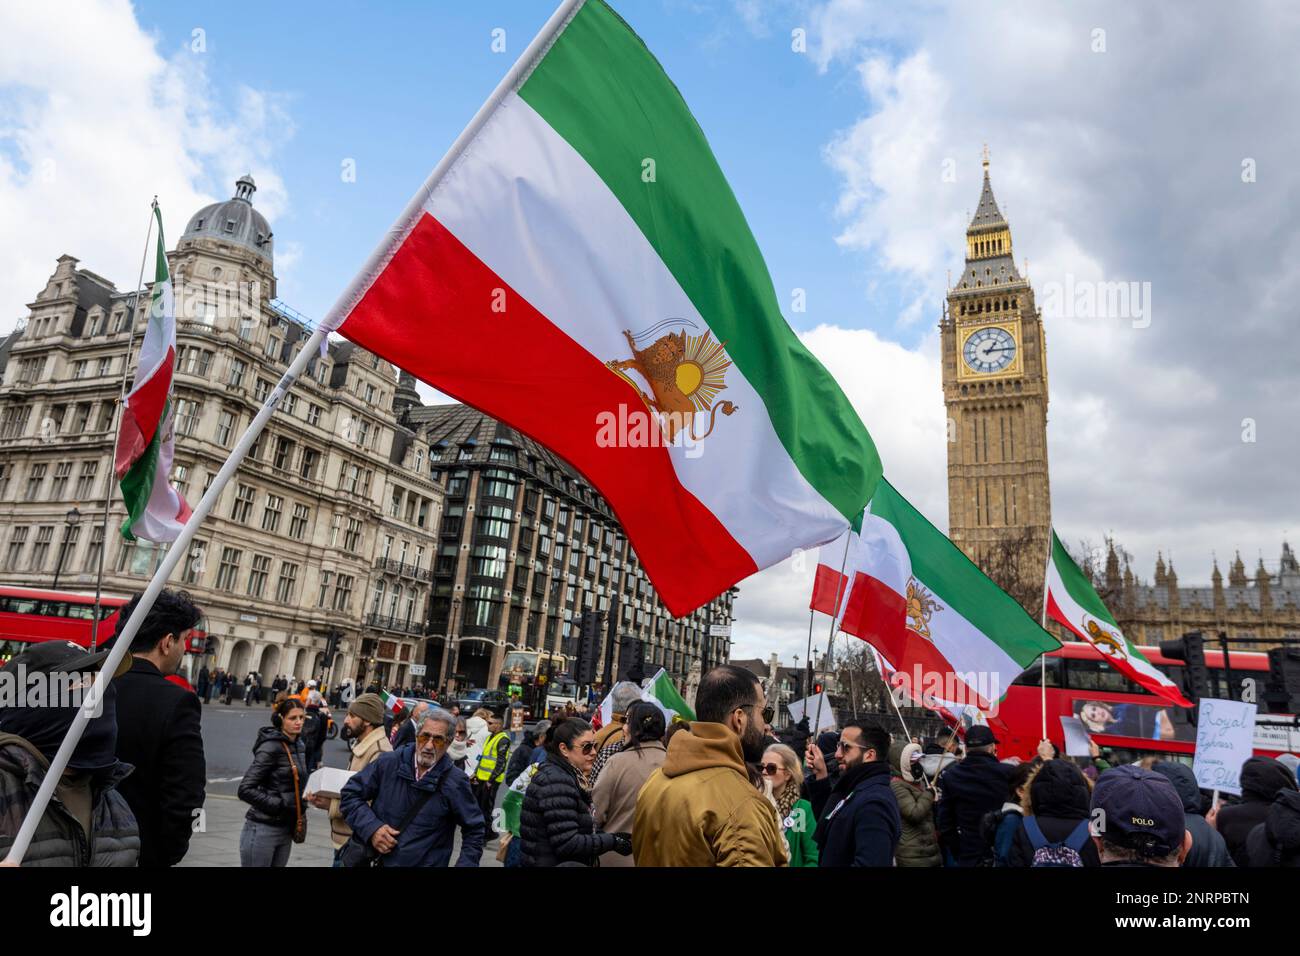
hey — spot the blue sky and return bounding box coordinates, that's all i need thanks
[131,0,924,348]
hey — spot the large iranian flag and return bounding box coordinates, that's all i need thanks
[332,0,881,616]
[1045,529,1191,707]
[835,480,1059,711]
[114,206,191,542]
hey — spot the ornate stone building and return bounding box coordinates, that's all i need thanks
[942,153,1052,577]
[0,178,441,688]
[1107,543,1300,648]
[412,403,735,693]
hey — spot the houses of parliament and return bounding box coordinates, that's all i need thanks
[943,153,1298,649]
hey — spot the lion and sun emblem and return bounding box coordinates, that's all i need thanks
[604,319,739,444]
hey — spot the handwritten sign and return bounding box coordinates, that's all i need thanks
[1191,698,1257,795]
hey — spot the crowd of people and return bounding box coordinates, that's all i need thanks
[3,588,1300,870]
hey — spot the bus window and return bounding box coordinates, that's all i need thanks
[1063,658,1140,694]
[1012,655,1062,687]
[0,597,39,615]
[63,604,95,620]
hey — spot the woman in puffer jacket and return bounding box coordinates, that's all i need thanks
[519,718,632,867]
[238,697,308,867]
[889,741,941,867]
[1008,759,1100,867]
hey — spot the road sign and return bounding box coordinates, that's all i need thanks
[709,624,731,638]
[409,664,427,677]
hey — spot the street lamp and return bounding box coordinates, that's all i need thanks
[51,507,81,591]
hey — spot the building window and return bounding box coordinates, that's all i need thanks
[307,404,322,427]
[317,571,334,608]
[371,580,387,615]
[264,336,281,360]
[344,518,362,552]
[288,504,310,541]
[216,547,243,591]
[299,447,320,481]
[261,494,283,533]
[98,357,113,377]
[50,461,72,499]
[175,399,201,437]
[5,527,28,570]
[340,463,361,495]
[71,403,91,433]
[248,554,272,598]
[283,393,298,416]
[74,461,98,500]
[228,358,247,388]
[95,403,114,432]
[272,437,295,471]
[0,406,32,439]
[238,316,256,342]
[333,574,354,612]
[73,360,89,380]
[182,540,206,585]
[275,562,299,603]
[215,410,236,447]
[26,464,47,499]
[231,483,255,523]
[83,526,105,573]
[31,526,55,570]
[254,378,272,403]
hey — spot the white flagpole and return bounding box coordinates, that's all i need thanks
[813,517,857,735]
[3,0,588,866]
[1039,530,1055,743]
[90,198,157,651]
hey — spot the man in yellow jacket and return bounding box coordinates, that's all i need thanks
[633,665,784,867]
[307,693,392,865]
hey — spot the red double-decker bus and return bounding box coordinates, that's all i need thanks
[988,640,1299,764]
[0,585,207,667]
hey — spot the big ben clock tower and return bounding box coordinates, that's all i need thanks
[943,150,1051,578]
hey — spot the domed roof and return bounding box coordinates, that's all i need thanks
[181,175,273,262]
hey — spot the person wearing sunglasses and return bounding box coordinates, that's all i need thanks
[805,720,900,867]
[339,708,485,867]
[518,717,632,867]
[761,744,818,867]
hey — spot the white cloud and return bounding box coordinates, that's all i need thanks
[0,0,293,332]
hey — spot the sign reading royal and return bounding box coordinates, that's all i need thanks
[1191,697,1257,795]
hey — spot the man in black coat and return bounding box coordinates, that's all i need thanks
[108,589,207,867]
[805,720,901,866]
[936,726,1014,866]
[1216,756,1298,866]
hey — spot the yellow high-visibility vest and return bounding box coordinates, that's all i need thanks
[475,731,510,783]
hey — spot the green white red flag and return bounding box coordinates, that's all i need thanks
[640,667,695,722]
[114,205,191,542]
[833,479,1059,711]
[332,0,881,616]
[1045,529,1191,707]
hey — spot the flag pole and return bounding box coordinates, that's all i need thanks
[5,0,589,865]
[803,606,814,698]
[1039,529,1054,743]
[813,518,856,735]
[89,198,157,651]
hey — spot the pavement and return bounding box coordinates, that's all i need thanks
[183,697,505,867]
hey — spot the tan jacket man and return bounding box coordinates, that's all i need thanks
[308,693,393,849]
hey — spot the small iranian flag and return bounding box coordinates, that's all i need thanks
[640,668,694,722]
[1045,529,1191,707]
[114,205,191,542]
[835,480,1059,711]
[809,541,850,616]
[332,0,881,616]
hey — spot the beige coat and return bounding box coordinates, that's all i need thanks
[591,741,667,867]
[327,726,392,848]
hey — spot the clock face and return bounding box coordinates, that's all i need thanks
[962,326,1017,374]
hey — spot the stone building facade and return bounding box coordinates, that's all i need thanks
[412,403,735,693]
[1108,543,1300,649]
[0,178,441,688]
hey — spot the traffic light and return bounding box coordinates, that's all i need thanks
[1264,646,1300,714]
[575,610,602,685]
[812,681,824,695]
[617,635,645,683]
[1160,631,1209,715]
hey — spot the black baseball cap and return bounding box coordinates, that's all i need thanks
[0,640,133,680]
[965,725,999,747]
[1091,764,1186,857]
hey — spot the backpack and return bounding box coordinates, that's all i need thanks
[1023,817,1089,867]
